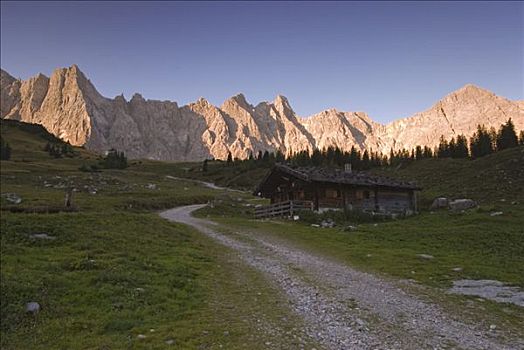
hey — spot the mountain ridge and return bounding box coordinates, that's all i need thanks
[1,65,523,160]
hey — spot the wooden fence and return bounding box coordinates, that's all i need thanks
[254,200,314,219]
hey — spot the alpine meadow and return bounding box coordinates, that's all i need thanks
[1,1,523,349]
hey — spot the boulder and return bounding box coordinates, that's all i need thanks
[2,193,22,204]
[25,302,40,314]
[320,219,335,228]
[430,197,449,210]
[343,225,357,232]
[449,199,477,211]
[29,233,56,240]
[417,254,434,260]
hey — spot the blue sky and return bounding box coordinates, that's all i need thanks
[1,1,522,123]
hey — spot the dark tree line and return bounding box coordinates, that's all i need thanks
[44,142,75,158]
[437,118,521,159]
[207,119,522,172]
[286,146,388,170]
[436,134,469,158]
[100,149,128,169]
[215,145,389,172]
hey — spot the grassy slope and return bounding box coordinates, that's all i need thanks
[167,146,524,206]
[153,159,271,191]
[3,119,523,346]
[0,121,306,349]
[372,147,524,207]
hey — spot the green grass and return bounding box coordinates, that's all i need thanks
[200,206,524,332]
[372,146,524,207]
[1,120,306,349]
[2,119,524,347]
[1,212,308,349]
[206,207,524,288]
[146,159,271,191]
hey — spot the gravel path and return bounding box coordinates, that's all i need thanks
[160,205,524,350]
[165,175,246,192]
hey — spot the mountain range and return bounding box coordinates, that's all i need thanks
[1,65,523,161]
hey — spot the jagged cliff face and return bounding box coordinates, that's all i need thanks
[1,65,523,160]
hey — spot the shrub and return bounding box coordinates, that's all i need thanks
[99,149,128,169]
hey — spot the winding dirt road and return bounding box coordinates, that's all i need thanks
[160,205,523,350]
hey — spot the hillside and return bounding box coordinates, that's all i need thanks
[2,119,524,348]
[169,146,524,209]
[371,147,524,207]
[2,65,523,161]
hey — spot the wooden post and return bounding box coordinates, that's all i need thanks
[65,188,74,208]
[374,187,379,211]
[342,188,347,215]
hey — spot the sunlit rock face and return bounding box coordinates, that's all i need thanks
[378,84,524,152]
[2,66,523,160]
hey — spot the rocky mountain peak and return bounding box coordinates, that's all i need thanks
[34,72,48,80]
[113,94,127,107]
[1,65,522,161]
[130,93,145,102]
[443,84,495,103]
[1,68,14,79]
[225,93,252,110]
[194,97,211,107]
[273,94,293,112]
[457,83,485,93]
[274,94,288,104]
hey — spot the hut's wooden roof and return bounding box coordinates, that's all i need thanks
[255,163,422,195]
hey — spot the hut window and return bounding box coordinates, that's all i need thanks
[325,189,341,198]
[356,190,370,200]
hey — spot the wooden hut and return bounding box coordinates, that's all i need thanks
[254,164,421,218]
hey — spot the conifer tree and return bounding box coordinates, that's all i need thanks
[453,134,469,158]
[275,149,285,162]
[423,146,433,158]
[496,118,519,151]
[0,136,11,160]
[414,146,423,159]
[311,148,322,166]
[437,135,450,158]
[360,149,369,169]
[470,125,494,158]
